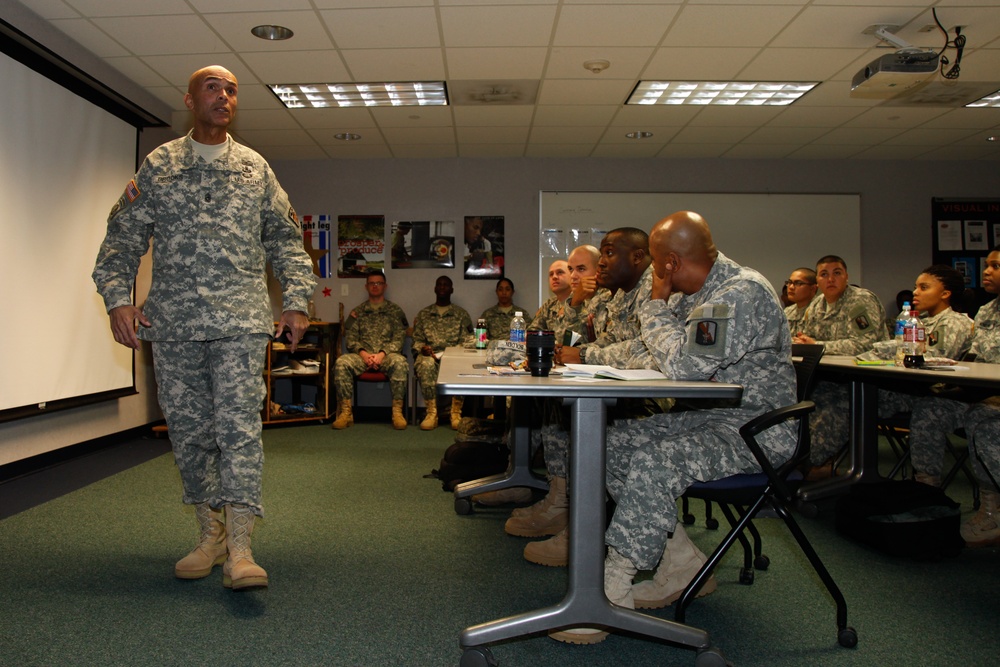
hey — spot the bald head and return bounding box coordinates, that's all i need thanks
[188,66,237,96]
[649,211,718,295]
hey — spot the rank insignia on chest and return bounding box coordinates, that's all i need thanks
[695,321,717,345]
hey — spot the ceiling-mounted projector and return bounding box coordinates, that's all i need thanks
[850,52,938,98]
[850,24,939,99]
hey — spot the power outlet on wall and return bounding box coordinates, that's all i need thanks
[341,283,349,296]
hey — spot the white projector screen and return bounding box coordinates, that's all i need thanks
[0,50,138,417]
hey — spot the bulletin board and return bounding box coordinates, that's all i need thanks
[931,198,1000,298]
[538,191,861,301]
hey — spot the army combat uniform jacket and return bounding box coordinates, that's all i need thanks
[798,284,888,355]
[93,131,315,340]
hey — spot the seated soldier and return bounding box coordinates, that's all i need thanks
[412,276,474,430]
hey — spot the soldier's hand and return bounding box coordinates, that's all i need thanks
[651,266,674,302]
[560,347,582,364]
[793,333,816,345]
[275,310,310,353]
[109,305,150,350]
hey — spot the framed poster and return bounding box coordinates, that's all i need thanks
[391,220,455,269]
[464,215,504,279]
[338,215,385,278]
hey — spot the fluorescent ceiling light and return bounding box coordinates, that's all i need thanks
[627,81,817,106]
[966,88,1000,108]
[268,82,448,109]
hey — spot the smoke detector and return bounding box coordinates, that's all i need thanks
[583,60,610,74]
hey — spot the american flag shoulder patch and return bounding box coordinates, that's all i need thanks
[125,180,140,202]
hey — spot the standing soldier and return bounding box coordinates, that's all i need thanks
[332,272,410,430]
[412,276,474,430]
[92,65,316,590]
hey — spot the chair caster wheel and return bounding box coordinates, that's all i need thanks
[705,518,719,530]
[754,554,770,571]
[695,646,732,667]
[739,567,755,585]
[838,626,859,648]
[683,513,695,525]
[455,497,474,515]
[461,647,498,667]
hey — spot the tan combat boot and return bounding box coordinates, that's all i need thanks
[331,399,353,430]
[504,475,568,537]
[914,471,941,487]
[450,397,464,430]
[524,526,568,566]
[962,489,1000,548]
[222,504,268,590]
[174,502,227,579]
[391,399,408,430]
[632,524,716,609]
[548,548,637,645]
[420,400,438,431]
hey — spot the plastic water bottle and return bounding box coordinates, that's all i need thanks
[902,307,925,368]
[894,302,910,366]
[510,311,526,344]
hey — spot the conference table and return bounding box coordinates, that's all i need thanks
[799,355,1000,502]
[436,347,743,666]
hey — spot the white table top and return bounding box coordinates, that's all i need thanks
[818,355,1000,390]
[436,347,743,401]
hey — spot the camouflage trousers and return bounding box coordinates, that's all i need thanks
[413,354,442,401]
[333,352,408,400]
[604,410,764,570]
[810,380,916,465]
[911,395,1000,488]
[151,335,268,516]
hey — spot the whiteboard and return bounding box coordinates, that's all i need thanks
[539,191,861,300]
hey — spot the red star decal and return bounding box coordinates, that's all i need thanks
[322,287,332,297]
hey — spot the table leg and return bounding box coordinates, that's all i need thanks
[799,379,883,502]
[459,396,711,652]
[453,396,548,502]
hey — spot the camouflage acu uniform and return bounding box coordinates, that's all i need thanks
[561,289,611,344]
[479,303,528,341]
[92,132,315,515]
[876,306,975,417]
[910,297,1000,479]
[529,295,572,341]
[335,300,410,401]
[540,273,655,479]
[604,253,796,569]
[784,303,809,334]
[412,303,473,401]
[803,285,889,464]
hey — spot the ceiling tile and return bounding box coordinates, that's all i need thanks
[320,8,441,49]
[379,126,457,144]
[444,48,548,80]
[537,79,635,105]
[241,50,351,85]
[553,4,680,47]
[231,109,301,131]
[296,108,379,130]
[642,47,762,80]
[203,11,335,52]
[452,106,535,127]
[664,4,802,47]
[532,105,620,126]
[48,19,129,57]
[91,15,227,55]
[439,5,557,47]
[459,144,529,158]
[343,48,445,81]
[529,126,607,143]
[546,47,653,79]
[455,125,530,143]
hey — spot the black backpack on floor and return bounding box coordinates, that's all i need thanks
[834,480,964,560]
[429,417,509,492]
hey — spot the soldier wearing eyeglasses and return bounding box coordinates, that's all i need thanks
[783,268,818,333]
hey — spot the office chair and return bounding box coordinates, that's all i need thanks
[674,347,857,649]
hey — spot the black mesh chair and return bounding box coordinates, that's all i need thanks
[674,345,857,649]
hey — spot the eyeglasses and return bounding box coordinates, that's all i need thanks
[367,281,386,287]
[784,280,815,288]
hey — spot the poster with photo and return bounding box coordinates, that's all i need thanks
[391,220,455,269]
[952,256,978,288]
[338,215,385,278]
[301,214,332,278]
[464,215,504,279]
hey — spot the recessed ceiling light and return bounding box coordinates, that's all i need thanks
[966,88,1000,108]
[626,131,653,139]
[334,133,362,141]
[251,25,293,41]
[627,81,818,106]
[268,82,448,109]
